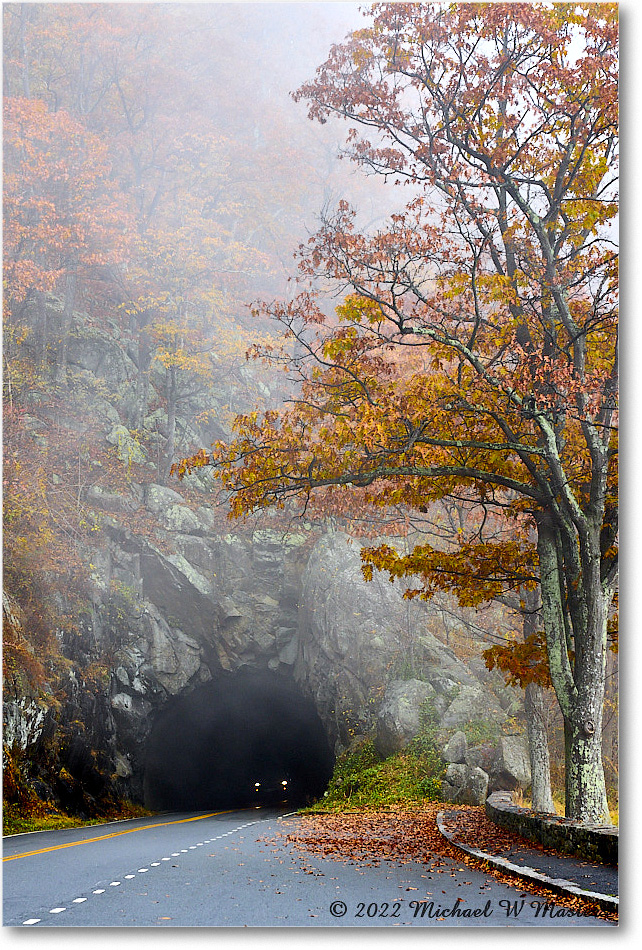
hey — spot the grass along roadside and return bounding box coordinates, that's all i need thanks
[3,800,153,836]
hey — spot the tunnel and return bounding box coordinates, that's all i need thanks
[143,669,335,811]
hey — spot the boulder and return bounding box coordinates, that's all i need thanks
[490,734,531,791]
[443,763,468,789]
[441,764,489,806]
[440,685,507,730]
[85,485,139,514]
[464,743,497,773]
[160,504,202,533]
[443,730,467,764]
[145,483,186,515]
[461,766,490,805]
[107,424,146,464]
[374,679,437,757]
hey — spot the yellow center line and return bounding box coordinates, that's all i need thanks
[3,810,235,862]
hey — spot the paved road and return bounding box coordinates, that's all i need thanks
[3,808,613,927]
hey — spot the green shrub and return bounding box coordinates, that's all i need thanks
[307,703,447,813]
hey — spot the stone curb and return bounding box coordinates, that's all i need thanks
[485,791,618,866]
[436,810,619,915]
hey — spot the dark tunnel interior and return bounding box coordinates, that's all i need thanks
[143,670,335,811]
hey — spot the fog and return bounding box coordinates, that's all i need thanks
[4,2,384,815]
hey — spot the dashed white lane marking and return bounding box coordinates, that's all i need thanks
[20,812,276,925]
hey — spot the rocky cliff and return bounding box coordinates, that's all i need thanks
[3,299,524,818]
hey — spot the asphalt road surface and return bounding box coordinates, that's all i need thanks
[3,807,613,928]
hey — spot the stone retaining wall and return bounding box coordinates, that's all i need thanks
[485,792,618,866]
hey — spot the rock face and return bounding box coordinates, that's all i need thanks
[5,504,527,813]
[295,532,513,753]
[96,527,524,801]
[4,307,528,814]
[78,495,310,800]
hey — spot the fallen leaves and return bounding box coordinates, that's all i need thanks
[264,805,617,924]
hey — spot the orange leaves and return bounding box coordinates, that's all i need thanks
[483,632,552,690]
[172,448,211,480]
[361,534,537,608]
[169,6,618,719]
[3,97,134,306]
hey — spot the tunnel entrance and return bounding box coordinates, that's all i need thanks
[143,670,335,811]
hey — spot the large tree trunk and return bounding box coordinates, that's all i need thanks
[131,326,152,431]
[537,515,612,823]
[563,712,610,822]
[520,588,556,813]
[524,681,556,813]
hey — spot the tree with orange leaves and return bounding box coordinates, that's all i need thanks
[179,2,618,821]
[3,96,133,383]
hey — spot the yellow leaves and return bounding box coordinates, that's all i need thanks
[336,295,382,326]
[360,532,537,612]
[322,328,360,361]
[172,447,210,479]
[439,272,469,300]
[475,272,520,307]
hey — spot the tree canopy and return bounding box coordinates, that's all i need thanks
[178,2,618,822]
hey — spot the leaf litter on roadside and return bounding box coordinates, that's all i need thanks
[258,804,617,924]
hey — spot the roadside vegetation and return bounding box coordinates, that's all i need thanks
[3,798,151,836]
[304,703,446,813]
[306,740,443,813]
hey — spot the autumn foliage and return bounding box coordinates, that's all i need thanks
[3,2,385,824]
[179,3,618,822]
